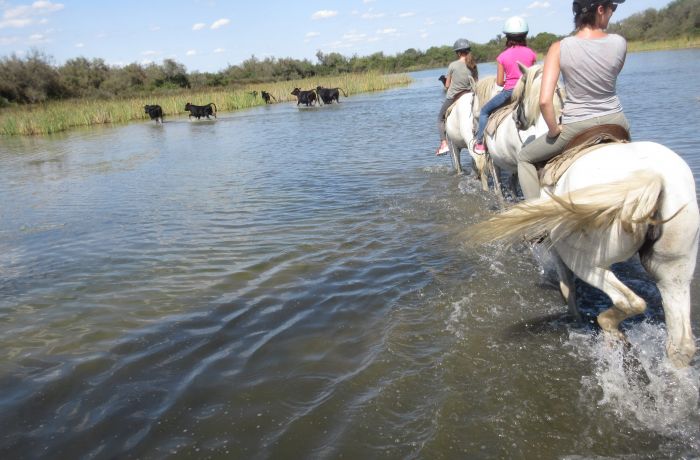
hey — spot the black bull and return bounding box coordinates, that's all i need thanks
[315,86,348,104]
[144,104,164,123]
[184,102,217,119]
[291,88,317,106]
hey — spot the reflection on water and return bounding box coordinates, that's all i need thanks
[0,50,699,459]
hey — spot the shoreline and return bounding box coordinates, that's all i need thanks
[0,73,412,136]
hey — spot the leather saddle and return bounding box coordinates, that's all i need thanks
[539,124,631,186]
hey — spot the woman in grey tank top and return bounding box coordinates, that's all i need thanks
[516,0,629,201]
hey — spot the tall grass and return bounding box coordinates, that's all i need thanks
[0,72,412,136]
[627,36,700,53]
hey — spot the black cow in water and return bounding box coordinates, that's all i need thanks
[315,86,348,104]
[438,75,447,89]
[261,91,276,104]
[144,104,164,123]
[291,88,317,106]
[184,102,217,119]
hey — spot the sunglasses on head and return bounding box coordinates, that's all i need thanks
[610,3,618,11]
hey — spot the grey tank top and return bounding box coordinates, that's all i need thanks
[560,34,626,124]
[445,59,475,99]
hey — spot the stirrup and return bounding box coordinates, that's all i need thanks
[469,139,486,156]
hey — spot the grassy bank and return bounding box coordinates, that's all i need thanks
[627,36,700,53]
[0,72,412,136]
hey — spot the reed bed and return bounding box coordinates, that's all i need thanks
[0,72,412,136]
[627,36,700,53]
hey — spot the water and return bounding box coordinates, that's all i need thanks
[0,49,699,459]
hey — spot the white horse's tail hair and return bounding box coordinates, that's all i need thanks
[467,170,668,245]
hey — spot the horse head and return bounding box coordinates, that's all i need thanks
[511,63,566,133]
[512,63,544,130]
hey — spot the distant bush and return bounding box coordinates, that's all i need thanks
[0,0,696,106]
[608,0,700,41]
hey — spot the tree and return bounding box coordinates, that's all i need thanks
[59,57,109,97]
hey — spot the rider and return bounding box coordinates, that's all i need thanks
[436,39,479,156]
[473,17,537,155]
[516,0,629,200]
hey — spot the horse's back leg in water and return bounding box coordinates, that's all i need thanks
[566,264,647,340]
[448,140,463,175]
[639,205,699,367]
[551,249,579,322]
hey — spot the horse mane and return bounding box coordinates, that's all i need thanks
[510,64,566,128]
[510,64,543,126]
[475,76,497,108]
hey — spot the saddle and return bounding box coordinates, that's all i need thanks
[539,124,631,186]
[484,99,518,137]
[444,89,473,118]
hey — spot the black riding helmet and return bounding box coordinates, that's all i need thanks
[573,0,625,14]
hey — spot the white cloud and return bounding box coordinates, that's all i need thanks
[528,1,550,8]
[311,10,337,20]
[488,16,504,22]
[457,16,475,24]
[210,18,230,29]
[31,1,64,13]
[192,22,206,31]
[0,0,63,29]
[0,18,32,28]
[501,7,512,12]
[213,47,225,53]
[361,11,385,19]
[377,28,397,34]
[0,36,19,45]
[150,25,160,31]
[186,49,196,56]
[363,0,375,3]
[75,42,84,48]
[141,50,158,56]
[399,12,415,18]
[342,31,366,41]
[305,31,320,38]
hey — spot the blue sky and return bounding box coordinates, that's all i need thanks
[0,0,673,73]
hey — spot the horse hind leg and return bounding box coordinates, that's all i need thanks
[639,208,699,367]
[448,140,464,175]
[551,249,580,322]
[574,266,647,340]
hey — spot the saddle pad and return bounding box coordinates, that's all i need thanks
[539,126,630,186]
[485,99,518,137]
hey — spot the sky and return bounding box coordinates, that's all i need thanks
[0,0,674,73]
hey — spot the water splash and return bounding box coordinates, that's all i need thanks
[568,323,700,445]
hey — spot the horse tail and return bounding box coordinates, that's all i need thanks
[340,88,348,97]
[466,170,666,246]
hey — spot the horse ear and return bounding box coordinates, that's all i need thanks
[517,62,527,75]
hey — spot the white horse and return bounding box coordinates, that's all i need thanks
[444,76,497,188]
[468,66,564,201]
[469,65,700,368]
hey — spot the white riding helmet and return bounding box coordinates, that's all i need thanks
[503,16,528,35]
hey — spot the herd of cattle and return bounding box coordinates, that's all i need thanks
[143,85,349,123]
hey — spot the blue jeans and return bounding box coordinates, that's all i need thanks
[475,89,512,143]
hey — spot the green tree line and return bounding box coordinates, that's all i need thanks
[0,0,696,107]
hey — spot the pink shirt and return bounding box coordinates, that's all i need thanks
[497,45,537,91]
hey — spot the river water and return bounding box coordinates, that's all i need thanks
[1,49,700,459]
